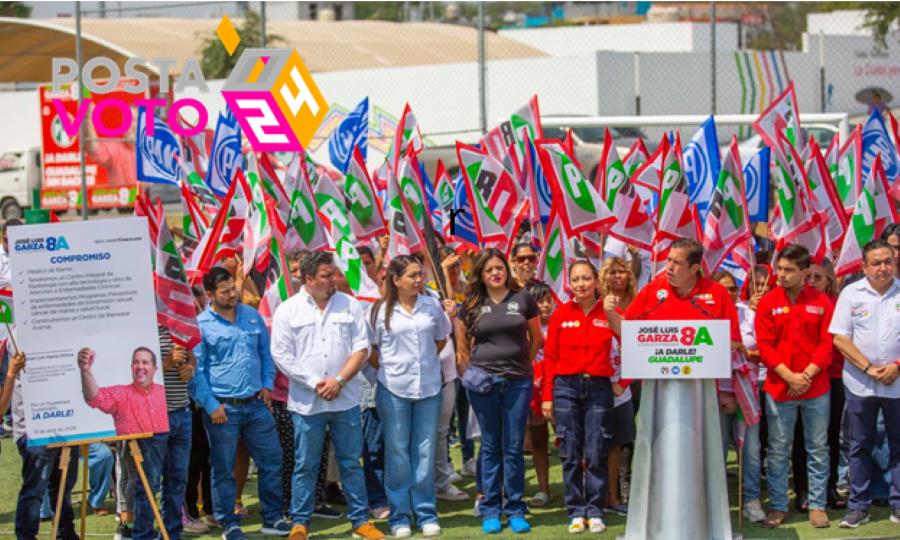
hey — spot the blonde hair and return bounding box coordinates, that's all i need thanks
[599,256,636,300]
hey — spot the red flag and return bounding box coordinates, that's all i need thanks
[701,137,752,273]
[805,138,848,256]
[597,128,654,251]
[154,209,202,349]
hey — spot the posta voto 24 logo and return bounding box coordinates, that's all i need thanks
[49,16,329,152]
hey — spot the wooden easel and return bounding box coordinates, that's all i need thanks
[48,433,169,540]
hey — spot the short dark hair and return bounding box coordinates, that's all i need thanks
[301,251,334,280]
[132,346,157,367]
[526,280,553,302]
[863,239,894,264]
[776,244,812,270]
[880,223,900,242]
[203,266,234,292]
[710,270,735,283]
[569,259,598,278]
[357,246,374,260]
[670,238,703,267]
[1,218,23,235]
[512,242,537,258]
[287,249,309,264]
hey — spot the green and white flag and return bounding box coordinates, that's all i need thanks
[835,153,899,276]
[835,125,863,215]
[345,147,386,242]
[701,137,752,274]
[283,152,329,253]
[243,153,272,274]
[0,289,13,324]
[535,212,572,304]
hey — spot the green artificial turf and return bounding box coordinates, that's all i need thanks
[0,436,897,538]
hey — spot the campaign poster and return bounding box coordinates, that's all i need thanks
[621,320,731,379]
[8,218,167,446]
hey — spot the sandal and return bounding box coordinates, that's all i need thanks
[763,510,787,529]
[530,491,550,507]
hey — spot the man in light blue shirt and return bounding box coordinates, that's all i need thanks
[193,267,291,540]
[830,240,900,529]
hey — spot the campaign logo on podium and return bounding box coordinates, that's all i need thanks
[621,320,731,379]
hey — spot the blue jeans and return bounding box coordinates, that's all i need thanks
[361,407,388,510]
[455,380,475,462]
[204,400,284,529]
[845,390,900,511]
[290,406,369,528]
[467,376,531,520]
[376,384,441,529]
[765,392,830,511]
[553,376,613,519]
[88,443,114,510]
[720,412,762,501]
[134,408,193,540]
[15,438,80,540]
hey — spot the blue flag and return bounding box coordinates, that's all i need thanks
[205,110,242,196]
[451,174,480,247]
[744,147,770,223]
[329,97,369,174]
[525,135,552,226]
[135,107,182,185]
[683,116,721,221]
[418,162,444,233]
[861,109,899,180]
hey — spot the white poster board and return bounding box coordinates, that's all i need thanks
[9,218,164,446]
[621,320,731,379]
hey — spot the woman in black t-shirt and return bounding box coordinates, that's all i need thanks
[454,248,543,535]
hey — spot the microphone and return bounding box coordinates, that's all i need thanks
[631,289,668,320]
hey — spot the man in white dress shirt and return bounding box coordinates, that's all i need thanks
[271,251,385,540]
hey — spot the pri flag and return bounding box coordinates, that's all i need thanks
[683,116,722,221]
[805,138,848,255]
[653,137,700,266]
[205,110,243,196]
[457,143,528,245]
[333,235,381,302]
[154,212,201,348]
[433,161,456,239]
[771,132,826,261]
[386,103,424,173]
[535,212,572,304]
[344,147,387,242]
[283,153,330,253]
[835,153,899,276]
[385,153,427,258]
[537,139,614,237]
[136,108,182,185]
[314,170,353,241]
[243,154,273,274]
[0,289,13,324]
[596,129,654,250]
[328,97,368,174]
[752,81,804,149]
[835,126,863,214]
[258,196,293,329]
[701,137,752,274]
[523,132,553,231]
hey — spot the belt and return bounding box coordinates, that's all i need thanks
[216,395,257,405]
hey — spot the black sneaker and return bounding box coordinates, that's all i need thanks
[891,508,900,525]
[114,523,133,540]
[312,505,343,519]
[839,509,870,529]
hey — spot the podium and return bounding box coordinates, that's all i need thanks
[620,320,736,540]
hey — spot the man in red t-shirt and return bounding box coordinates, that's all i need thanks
[755,244,834,529]
[605,238,739,540]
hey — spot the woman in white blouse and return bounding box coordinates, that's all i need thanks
[369,255,452,538]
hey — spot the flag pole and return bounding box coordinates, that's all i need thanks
[5,323,19,355]
[738,441,744,529]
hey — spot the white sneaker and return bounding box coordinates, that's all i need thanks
[567,517,585,534]
[460,458,477,477]
[436,485,470,501]
[391,525,412,538]
[588,517,606,534]
[422,523,442,537]
[447,472,463,484]
[472,496,483,517]
[743,499,766,523]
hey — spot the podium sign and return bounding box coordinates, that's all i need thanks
[621,320,731,379]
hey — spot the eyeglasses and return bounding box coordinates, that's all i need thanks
[515,255,537,263]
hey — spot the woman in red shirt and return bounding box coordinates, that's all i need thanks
[541,260,616,534]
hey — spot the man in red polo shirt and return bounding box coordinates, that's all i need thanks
[606,238,740,540]
[755,244,834,529]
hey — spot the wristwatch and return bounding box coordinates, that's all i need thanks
[335,374,347,387]
[863,362,873,374]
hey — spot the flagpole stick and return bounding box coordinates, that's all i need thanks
[5,323,19,355]
[738,442,743,529]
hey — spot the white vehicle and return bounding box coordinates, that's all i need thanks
[0,147,41,220]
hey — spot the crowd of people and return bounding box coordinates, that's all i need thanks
[1,215,899,540]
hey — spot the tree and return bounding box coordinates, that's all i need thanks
[0,2,31,17]
[859,2,900,47]
[197,10,284,79]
